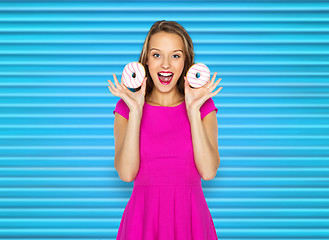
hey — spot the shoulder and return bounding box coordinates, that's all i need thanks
[113,98,130,120]
[200,97,218,120]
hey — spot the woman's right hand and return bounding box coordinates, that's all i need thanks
[107,73,147,114]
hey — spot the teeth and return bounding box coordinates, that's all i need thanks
[158,72,173,77]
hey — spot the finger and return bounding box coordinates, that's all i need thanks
[119,75,129,90]
[117,74,128,90]
[204,72,217,89]
[121,82,128,90]
[108,79,121,96]
[107,79,117,91]
[107,81,116,94]
[184,76,189,89]
[142,77,147,90]
[211,86,223,97]
[140,79,145,92]
[211,77,222,90]
[112,73,123,90]
[210,72,217,85]
[141,78,148,95]
[184,76,190,86]
[108,85,117,96]
[120,78,128,90]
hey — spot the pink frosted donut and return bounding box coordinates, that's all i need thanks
[186,63,210,88]
[122,62,146,89]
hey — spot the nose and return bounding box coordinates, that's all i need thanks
[161,57,170,69]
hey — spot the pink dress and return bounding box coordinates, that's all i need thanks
[113,97,219,240]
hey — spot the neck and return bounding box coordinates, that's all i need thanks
[146,89,184,106]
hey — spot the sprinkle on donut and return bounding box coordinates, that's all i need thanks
[186,63,210,88]
[122,62,146,89]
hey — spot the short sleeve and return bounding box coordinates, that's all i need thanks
[113,98,130,120]
[200,97,218,120]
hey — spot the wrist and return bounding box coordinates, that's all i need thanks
[129,108,143,118]
[187,108,200,120]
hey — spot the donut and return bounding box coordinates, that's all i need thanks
[186,63,210,88]
[122,62,146,89]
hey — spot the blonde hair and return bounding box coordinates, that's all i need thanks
[138,20,195,99]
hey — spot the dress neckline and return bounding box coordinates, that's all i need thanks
[145,100,185,108]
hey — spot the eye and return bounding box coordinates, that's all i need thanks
[173,54,180,58]
[153,53,160,58]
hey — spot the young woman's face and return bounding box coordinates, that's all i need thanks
[146,31,185,91]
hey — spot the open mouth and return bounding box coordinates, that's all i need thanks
[158,72,173,85]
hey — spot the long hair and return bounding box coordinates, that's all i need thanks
[138,20,195,99]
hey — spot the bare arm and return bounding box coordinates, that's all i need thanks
[108,73,147,183]
[187,109,220,181]
[114,109,142,182]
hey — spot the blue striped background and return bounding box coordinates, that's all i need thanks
[1,0,329,239]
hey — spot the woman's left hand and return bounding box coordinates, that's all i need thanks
[184,72,223,115]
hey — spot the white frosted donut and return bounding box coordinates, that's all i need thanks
[122,62,146,89]
[186,63,210,88]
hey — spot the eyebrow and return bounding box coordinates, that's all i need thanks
[150,48,183,53]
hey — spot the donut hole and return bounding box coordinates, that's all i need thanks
[196,72,200,78]
[132,72,136,78]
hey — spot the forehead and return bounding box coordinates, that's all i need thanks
[149,32,184,51]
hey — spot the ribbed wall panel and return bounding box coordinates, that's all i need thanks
[1,0,329,239]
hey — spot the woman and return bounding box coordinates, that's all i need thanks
[108,20,223,240]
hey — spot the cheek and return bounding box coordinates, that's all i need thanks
[177,58,185,67]
[176,62,185,74]
[148,62,158,73]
